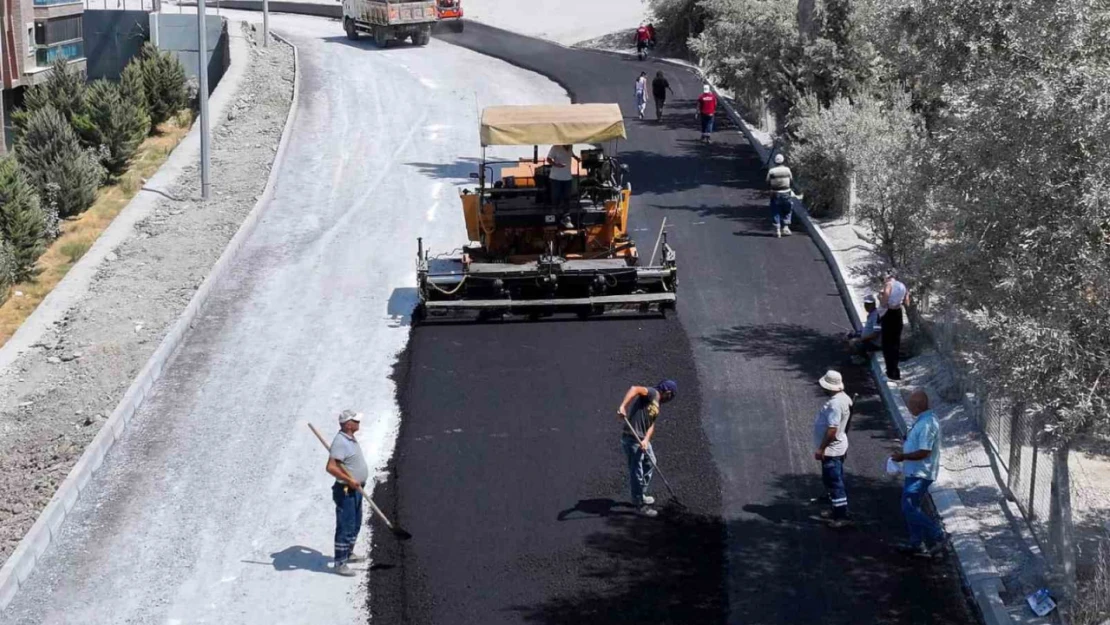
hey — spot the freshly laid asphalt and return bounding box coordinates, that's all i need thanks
[373,22,977,624]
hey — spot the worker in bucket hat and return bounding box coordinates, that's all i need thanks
[812,371,854,528]
[616,380,677,518]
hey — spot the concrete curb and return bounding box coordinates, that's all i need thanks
[714,78,1014,625]
[0,21,244,378]
[0,24,301,614]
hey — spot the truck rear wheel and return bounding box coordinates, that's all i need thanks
[373,26,390,48]
[413,26,431,46]
[343,17,359,40]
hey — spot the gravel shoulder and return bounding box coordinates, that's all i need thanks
[0,23,293,566]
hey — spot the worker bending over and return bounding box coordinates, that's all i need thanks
[616,380,678,518]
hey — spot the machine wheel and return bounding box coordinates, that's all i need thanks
[451,20,464,33]
[413,26,432,45]
[343,17,359,40]
[373,26,390,48]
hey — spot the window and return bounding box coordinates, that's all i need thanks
[35,16,83,46]
[26,25,34,56]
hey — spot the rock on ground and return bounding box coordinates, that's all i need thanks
[0,23,294,565]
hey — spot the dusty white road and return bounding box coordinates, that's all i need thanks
[2,12,564,624]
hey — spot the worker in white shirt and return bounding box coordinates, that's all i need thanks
[878,271,910,381]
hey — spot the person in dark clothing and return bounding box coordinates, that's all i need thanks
[878,271,910,381]
[646,23,657,48]
[616,379,678,518]
[651,71,674,121]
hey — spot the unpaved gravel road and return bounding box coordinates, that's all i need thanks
[1,11,566,624]
[0,23,292,566]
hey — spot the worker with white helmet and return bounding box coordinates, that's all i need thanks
[766,153,794,237]
[695,85,718,143]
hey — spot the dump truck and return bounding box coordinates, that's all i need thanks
[435,0,464,32]
[414,104,678,322]
[342,0,437,46]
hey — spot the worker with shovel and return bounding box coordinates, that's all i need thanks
[327,409,369,577]
[616,380,678,518]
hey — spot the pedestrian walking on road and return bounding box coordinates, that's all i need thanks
[696,85,718,143]
[766,153,794,237]
[635,72,650,120]
[616,379,678,518]
[878,271,910,380]
[635,23,651,60]
[812,370,854,528]
[890,390,946,557]
[652,71,673,121]
[327,409,370,577]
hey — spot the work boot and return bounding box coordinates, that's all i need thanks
[641,495,656,505]
[347,554,367,564]
[335,563,357,577]
[638,505,659,518]
[782,226,792,236]
[561,215,574,229]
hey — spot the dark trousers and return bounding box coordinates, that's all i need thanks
[881,308,904,379]
[332,482,363,565]
[821,456,849,519]
[551,179,573,212]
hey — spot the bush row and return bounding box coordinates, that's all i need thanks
[0,43,188,303]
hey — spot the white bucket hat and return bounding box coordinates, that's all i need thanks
[818,370,844,392]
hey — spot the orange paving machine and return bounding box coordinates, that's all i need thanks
[415,103,678,322]
[435,0,464,32]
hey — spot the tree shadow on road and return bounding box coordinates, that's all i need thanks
[509,470,975,625]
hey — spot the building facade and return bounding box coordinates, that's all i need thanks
[1,0,87,151]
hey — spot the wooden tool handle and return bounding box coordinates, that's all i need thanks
[308,422,395,531]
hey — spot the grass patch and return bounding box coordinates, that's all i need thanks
[0,114,192,347]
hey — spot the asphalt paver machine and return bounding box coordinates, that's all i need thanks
[415,104,677,322]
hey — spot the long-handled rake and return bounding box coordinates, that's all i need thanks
[308,423,412,541]
[622,416,687,511]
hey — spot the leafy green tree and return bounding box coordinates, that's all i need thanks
[138,42,187,129]
[75,80,151,178]
[0,157,50,281]
[17,107,105,219]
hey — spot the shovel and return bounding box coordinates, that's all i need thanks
[308,423,412,541]
[622,416,687,511]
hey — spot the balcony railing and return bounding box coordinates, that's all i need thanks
[35,40,84,66]
[33,0,82,6]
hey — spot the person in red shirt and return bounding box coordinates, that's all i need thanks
[635,24,651,60]
[696,85,718,143]
[646,23,657,48]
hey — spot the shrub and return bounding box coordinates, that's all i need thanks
[75,80,151,178]
[0,157,51,282]
[138,43,187,129]
[120,59,147,111]
[12,57,87,140]
[59,238,92,264]
[17,107,105,219]
[0,239,16,304]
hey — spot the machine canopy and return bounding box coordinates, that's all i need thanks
[480,104,627,147]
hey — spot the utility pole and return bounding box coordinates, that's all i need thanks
[197,0,211,199]
[263,0,269,47]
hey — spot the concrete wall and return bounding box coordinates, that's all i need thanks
[149,12,228,92]
[83,9,149,80]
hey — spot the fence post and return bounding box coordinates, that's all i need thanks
[1049,444,1077,599]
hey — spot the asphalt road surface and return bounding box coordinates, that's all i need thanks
[372,22,977,625]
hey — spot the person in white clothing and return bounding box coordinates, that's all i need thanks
[546,144,575,227]
[635,72,650,120]
[878,271,910,380]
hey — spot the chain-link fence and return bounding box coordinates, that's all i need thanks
[980,395,1057,545]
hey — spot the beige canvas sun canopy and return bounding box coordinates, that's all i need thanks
[480,104,627,147]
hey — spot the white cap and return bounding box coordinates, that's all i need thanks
[773,154,784,165]
[338,409,363,424]
[703,84,711,93]
[863,293,877,305]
